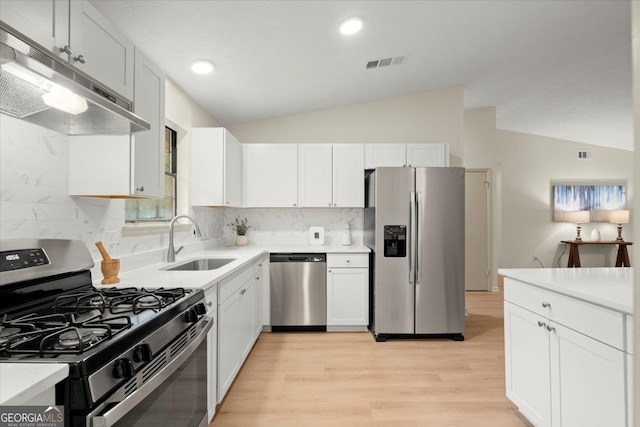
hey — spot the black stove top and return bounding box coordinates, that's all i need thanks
[0,287,194,358]
[0,239,205,371]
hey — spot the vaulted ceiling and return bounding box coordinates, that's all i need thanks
[92,0,633,150]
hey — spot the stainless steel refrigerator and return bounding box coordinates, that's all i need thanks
[364,167,465,342]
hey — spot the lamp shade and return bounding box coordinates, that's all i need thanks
[609,210,630,224]
[566,210,590,224]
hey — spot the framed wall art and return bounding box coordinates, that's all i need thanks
[552,182,627,222]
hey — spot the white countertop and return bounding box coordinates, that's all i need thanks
[94,243,370,291]
[0,363,69,405]
[498,267,633,315]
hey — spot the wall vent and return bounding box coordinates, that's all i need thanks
[577,150,592,159]
[366,56,406,70]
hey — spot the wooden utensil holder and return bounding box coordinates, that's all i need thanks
[101,259,120,284]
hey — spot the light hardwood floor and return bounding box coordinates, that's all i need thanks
[210,291,532,427]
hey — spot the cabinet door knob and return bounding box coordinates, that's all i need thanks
[74,54,86,64]
[60,45,73,55]
[546,325,556,332]
[537,321,546,328]
[239,289,246,295]
[541,302,551,308]
[136,186,145,192]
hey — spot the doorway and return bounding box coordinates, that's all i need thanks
[465,169,491,291]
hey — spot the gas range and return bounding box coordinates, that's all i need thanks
[0,239,210,427]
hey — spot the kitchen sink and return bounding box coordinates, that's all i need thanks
[163,258,236,271]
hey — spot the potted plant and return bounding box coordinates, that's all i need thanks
[229,217,250,246]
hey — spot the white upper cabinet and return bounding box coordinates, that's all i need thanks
[0,0,69,53]
[243,144,298,207]
[298,144,364,208]
[132,47,165,198]
[365,143,449,168]
[1,0,134,100]
[68,50,164,198]
[332,144,364,207]
[298,144,333,207]
[69,1,134,100]
[191,128,242,207]
[364,144,407,168]
[406,143,449,167]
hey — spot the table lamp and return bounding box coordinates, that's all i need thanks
[609,210,630,241]
[566,210,590,241]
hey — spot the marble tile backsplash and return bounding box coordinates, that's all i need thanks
[1,116,364,262]
[220,208,363,247]
[0,116,209,260]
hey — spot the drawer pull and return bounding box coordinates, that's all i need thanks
[537,321,546,328]
[546,325,556,332]
[541,302,551,308]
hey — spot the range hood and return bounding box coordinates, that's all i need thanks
[0,22,150,135]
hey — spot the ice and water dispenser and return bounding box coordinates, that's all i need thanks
[383,225,406,257]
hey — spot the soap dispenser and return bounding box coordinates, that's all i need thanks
[342,224,352,246]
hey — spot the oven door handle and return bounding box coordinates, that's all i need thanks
[89,317,212,427]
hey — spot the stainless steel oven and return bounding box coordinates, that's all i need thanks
[0,239,211,427]
[88,317,211,427]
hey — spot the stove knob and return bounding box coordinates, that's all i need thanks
[133,343,153,363]
[184,308,198,323]
[113,358,135,379]
[194,303,207,316]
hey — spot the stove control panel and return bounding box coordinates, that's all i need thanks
[0,248,50,271]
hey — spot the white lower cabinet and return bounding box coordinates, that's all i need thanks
[326,254,369,328]
[204,285,217,421]
[217,259,263,403]
[504,279,628,427]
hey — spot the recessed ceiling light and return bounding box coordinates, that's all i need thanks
[339,17,363,36]
[191,60,215,74]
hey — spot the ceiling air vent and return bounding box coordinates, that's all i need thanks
[366,56,405,70]
[577,150,591,159]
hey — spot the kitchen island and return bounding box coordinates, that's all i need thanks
[499,267,633,427]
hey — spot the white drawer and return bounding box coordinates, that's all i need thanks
[505,278,624,350]
[327,253,368,268]
[219,263,255,304]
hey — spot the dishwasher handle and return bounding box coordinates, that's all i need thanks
[270,253,326,263]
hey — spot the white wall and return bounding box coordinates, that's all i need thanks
[631,1,639,423]
[229,87,465,166]
[496,130,633,269]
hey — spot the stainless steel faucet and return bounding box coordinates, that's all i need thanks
[167,215,202,262]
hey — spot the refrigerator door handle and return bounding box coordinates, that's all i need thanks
[416,191,423,284]
[409,192,417,284]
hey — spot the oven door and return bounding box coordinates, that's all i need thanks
[88,317,212,427]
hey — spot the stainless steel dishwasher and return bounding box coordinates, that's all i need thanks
[270,253,326,332]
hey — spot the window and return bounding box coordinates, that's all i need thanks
[125,127,177,222]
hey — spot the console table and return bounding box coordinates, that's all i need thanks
[560,240,633,267]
